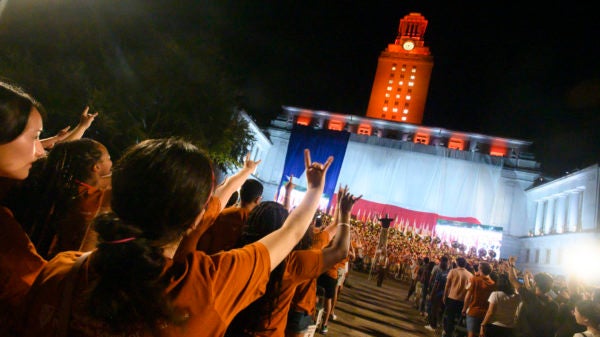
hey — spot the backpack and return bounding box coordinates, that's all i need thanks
[431,268,449,298]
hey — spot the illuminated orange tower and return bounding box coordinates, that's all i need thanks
[366,13,433,125]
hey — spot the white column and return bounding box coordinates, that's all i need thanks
[567,191,581,232]
[544,198,555,234]
[554,194,567,233]
[534,200,544,235]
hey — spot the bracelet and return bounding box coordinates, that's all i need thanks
[339,223,351,228]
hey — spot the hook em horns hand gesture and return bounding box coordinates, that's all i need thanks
[304,149,333,190]
[338,185,362,214]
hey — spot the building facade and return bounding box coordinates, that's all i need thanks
[243,13,600,280]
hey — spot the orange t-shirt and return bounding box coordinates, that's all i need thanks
[196,206,249,254]
[21,242,271,337]
[48,184,106,258]
[252,249,323,337]
[0,205,47,336]
[174,196,222,262]
[290,230,330,315]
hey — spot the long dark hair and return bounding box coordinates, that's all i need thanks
[85,138,214,333]
[14,139,105,258]
[495,272,516,296]
[226,201,289,336]
[0,79,45,144]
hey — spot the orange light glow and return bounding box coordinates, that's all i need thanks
[414,132,430,144]
[490,146,506,157]
[328,120,344,131]
[296,115,311,126]
[448,138,465,151]
[357,124,372,136]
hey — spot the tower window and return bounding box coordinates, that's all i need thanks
[391,66,396,71]
[408,82,414,87]
[388,79,393,84]
[406,95,411,100]
[403,109,409,114]
[383,106,388,111]
[386,86,392,91]
[398,81,404,86]
[401,116,407,121]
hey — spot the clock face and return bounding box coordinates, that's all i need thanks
[403,40,415,51]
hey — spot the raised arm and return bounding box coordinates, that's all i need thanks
[40,126,71,150]
[62,106,98,141]
[320,186,361,273]
[321,187,342,240]
[259,149,332,271]
[213,153,261,212]
[283,174,295,211]
[506,255,522,291]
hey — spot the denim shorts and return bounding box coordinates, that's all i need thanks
[466,315,483,333]
[286,310,313,333]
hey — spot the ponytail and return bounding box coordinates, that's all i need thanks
[86,212,185,333]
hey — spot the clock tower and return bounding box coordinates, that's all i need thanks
[366,13,433,125]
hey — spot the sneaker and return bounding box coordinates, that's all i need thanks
[424,324,435,331]
[331,312,337,321]
[319,325,328,334]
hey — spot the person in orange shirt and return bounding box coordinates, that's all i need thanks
[285,211,334,337]
[173,152,262,262]
[226,186,360,337]
[0,80,47,337]
[197,178,263,254]
[20,140,332,337]
[10,138,113,258]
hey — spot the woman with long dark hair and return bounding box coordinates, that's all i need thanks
[479,269,521,337]
[0,80,47,336]
[21,140,332,337]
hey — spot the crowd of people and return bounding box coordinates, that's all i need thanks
[2,78,600,337]
[324,212,600,337]
[0,79,362,337]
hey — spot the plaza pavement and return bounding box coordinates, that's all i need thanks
[321,270,438,337]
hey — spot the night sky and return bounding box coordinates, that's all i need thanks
[3,1,599,177]
[218,2,600,177]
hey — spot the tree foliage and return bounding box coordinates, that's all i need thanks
[0,0,254,171]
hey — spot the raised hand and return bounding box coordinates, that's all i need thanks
[78,106,98,129]
[285,174,295,194]
[304,149,333,190]
[243,152,262,173]
[339,185,362,215]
